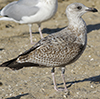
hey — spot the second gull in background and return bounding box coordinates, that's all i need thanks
[0,0,58,44]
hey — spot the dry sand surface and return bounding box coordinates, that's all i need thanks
[0,0,100,99]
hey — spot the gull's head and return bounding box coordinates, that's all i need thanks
[66,3,98,19]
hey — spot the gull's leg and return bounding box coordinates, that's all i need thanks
[38,24,43,39]
[61,67,68,91]
[51,67,58,91]
[28,24,33,44]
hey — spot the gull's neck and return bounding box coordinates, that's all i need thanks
[67,16,87,45]
[68,16,86,31]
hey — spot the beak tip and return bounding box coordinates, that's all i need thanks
[92,8,98,12]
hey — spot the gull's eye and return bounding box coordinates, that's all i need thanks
[77,6,82,10]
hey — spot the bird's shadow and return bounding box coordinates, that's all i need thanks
[22,26,66,36]
[5,93,29,99]
[87,23,100,33]
[57,75,100,88]
[41,27,66,34]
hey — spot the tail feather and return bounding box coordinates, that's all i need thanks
[0,57,39,70]
[0,57,23,70]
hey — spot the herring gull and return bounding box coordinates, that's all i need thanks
[0,0,58,44]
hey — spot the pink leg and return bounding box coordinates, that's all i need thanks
[28,24,33,44]
[28,24,36,45]
[38,24,43,39]
[61,67,68,91]
[52,72,58,91]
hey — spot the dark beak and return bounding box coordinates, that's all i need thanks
[86,8,98,12]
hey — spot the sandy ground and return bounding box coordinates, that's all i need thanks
[0,0,100,99]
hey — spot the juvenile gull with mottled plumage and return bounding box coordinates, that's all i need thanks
[0,3,98,91]
[0,0,58,44]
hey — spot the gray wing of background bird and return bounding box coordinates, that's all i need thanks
[1,0,40,21]
[17,28,85,67]
[17,0,39,6]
